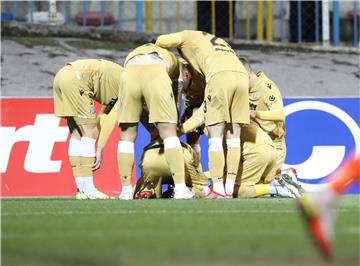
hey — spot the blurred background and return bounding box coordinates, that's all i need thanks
[1,0,359,47]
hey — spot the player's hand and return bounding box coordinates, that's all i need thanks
[250,110,257,119]
[177,125,184,136]
[93,148,103,171]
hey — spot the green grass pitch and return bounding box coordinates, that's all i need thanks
[2,196,359,266]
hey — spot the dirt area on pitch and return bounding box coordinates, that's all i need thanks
[1,37,359,98]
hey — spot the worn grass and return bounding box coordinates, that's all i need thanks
[65,39,139,51]
[2,36,59,48]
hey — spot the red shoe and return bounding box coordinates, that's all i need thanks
[205,189,232,199]
[135,191,153,199]
[297,196,333,260]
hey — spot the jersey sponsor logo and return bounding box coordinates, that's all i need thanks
[283,99,360,192]
[266,83,272,89]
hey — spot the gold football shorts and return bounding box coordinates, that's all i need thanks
[53,65,97,123]
[204,71,250,126]
[118,64,178,124]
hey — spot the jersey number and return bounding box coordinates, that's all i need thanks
[203,32,234,53]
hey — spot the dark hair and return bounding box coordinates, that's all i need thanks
[238,56,251,72]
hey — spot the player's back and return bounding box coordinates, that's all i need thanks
[94,60,123,106]
[125,43,178,78]
[66,59,122,105]
[175,31,246,81]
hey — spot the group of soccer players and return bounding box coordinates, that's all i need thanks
[53,30,304,200]
[53,30,360,260]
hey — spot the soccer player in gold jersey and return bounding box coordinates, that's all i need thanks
[180,107,300,198]
[134,140,210,199]
[53,59,122,199]
[238,57,287,183]
[156,31,250,198]
[101,44,195,199]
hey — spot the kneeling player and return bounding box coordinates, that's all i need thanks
[238,57,304,193]
[233,124,301,198]
[134,141,210,199]
[180,107,301,198]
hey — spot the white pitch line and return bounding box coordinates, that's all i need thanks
[1,209,298,217]
[2,227,359,240]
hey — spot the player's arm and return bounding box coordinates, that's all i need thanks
[255,85,285,121]
[255,109,285,121]
[93,101,120,170]
[179,103,205,135]
[155,32,182,48]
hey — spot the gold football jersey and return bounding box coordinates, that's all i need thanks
[67,59,123,106]
[156,30,247,82]
[249,72,285,140]
[124,43,179,79]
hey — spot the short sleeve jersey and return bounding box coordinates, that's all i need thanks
[156,30,247,82]
[249,72,285,139]
[124,43,179,79]
[68,59,123,106]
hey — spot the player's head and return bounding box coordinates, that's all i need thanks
[238,56,257,88]
[238,56,251,74]
[179,58,192,91]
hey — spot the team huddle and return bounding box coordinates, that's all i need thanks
[53,30,304,200]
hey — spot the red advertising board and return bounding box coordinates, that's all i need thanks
[1,98,134,197]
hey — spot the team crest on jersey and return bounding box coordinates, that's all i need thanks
[79,89,84,96]
[269,95,275,101]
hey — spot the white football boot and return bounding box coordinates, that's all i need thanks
[173,187,197,199]
[75,191,88,200]
[273,184,297,198]
[281,168,305,194]
[118,191,133,200]
[275,175,302,198]
[84,189,110,199]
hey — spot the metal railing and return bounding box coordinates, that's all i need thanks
[1,0,359,47]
